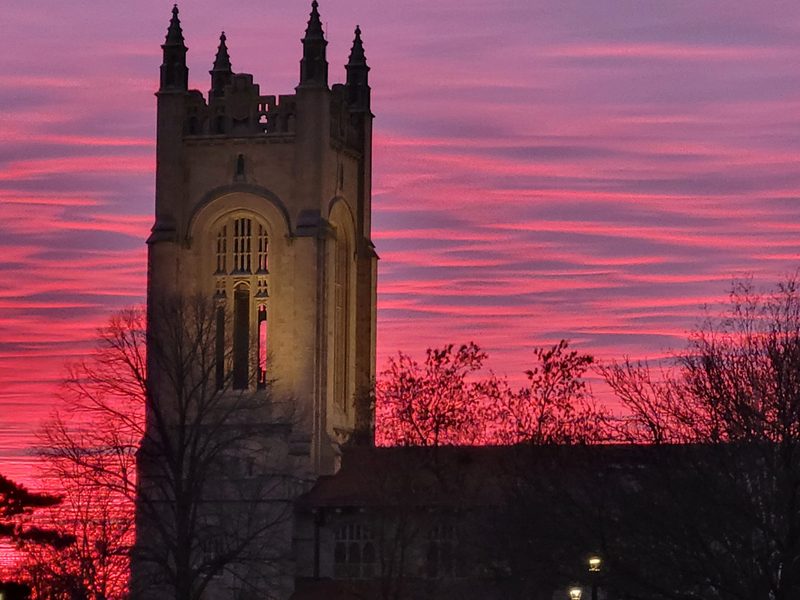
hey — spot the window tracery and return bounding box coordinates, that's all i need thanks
[211,213,270,390]
[233,217,252,274]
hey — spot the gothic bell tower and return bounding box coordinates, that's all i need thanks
[147,2,376,474]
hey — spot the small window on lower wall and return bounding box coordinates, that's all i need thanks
[334,523,376,579]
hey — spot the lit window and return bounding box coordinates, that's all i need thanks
[258,304,267,389]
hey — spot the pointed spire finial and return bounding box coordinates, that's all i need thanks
[348,25,367,66]
[304,0,325,41]
[164,4,185,47]
[299,0,328,86]
[160,4,188,91]
[346,25,370,110]
[210,30,233,100]
[212,31,232,72]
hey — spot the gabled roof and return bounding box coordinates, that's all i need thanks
[297,443,648,511]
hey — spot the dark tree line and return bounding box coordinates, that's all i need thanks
[595,276,800,600]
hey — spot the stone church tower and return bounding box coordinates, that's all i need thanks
[135,3,375,598]
[149,1,375,468]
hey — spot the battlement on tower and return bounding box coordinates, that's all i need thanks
[178,83,363,153]
[183,80,298,138]
[158,2,370,153]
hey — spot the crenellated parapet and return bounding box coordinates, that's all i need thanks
[183,82,298,138]
[158,4,370,150]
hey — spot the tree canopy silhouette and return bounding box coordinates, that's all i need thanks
[376,340,608,446]
[0,474,67,548]
[596,275,800,600]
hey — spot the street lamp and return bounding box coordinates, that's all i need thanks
[589,555,602,573]
[588,555,602,600]
[568,586,583,600]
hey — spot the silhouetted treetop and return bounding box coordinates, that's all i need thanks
[376,340,609,446]
[0,474,70,549]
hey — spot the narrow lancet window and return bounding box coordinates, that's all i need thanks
[215,305,225,389]
[233,285,250,389]
[236,154,245,178]
[215,226,227,274]
[233,218,252,274]
[333,235,350,410]
[258,305,267,389]
[257,224,269,274]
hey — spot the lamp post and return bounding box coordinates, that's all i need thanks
[588,555,602,600]
[568,586,583,600]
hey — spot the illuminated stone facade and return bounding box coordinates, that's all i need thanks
[147,3,376,476]
[136,4,376,598]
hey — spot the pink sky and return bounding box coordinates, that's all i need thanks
[2,1,800,486]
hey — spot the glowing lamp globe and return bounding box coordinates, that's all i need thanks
[589,555,602,572]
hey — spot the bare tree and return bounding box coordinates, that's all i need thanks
[376,343,489,446]
[371,340,610,599]
[17,481,131,600]
[42,298,299,600]
[597,275,800,600]
[485,340,607,445]
[376,340,608,446]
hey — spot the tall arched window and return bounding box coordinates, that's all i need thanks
[211,213,270,390]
